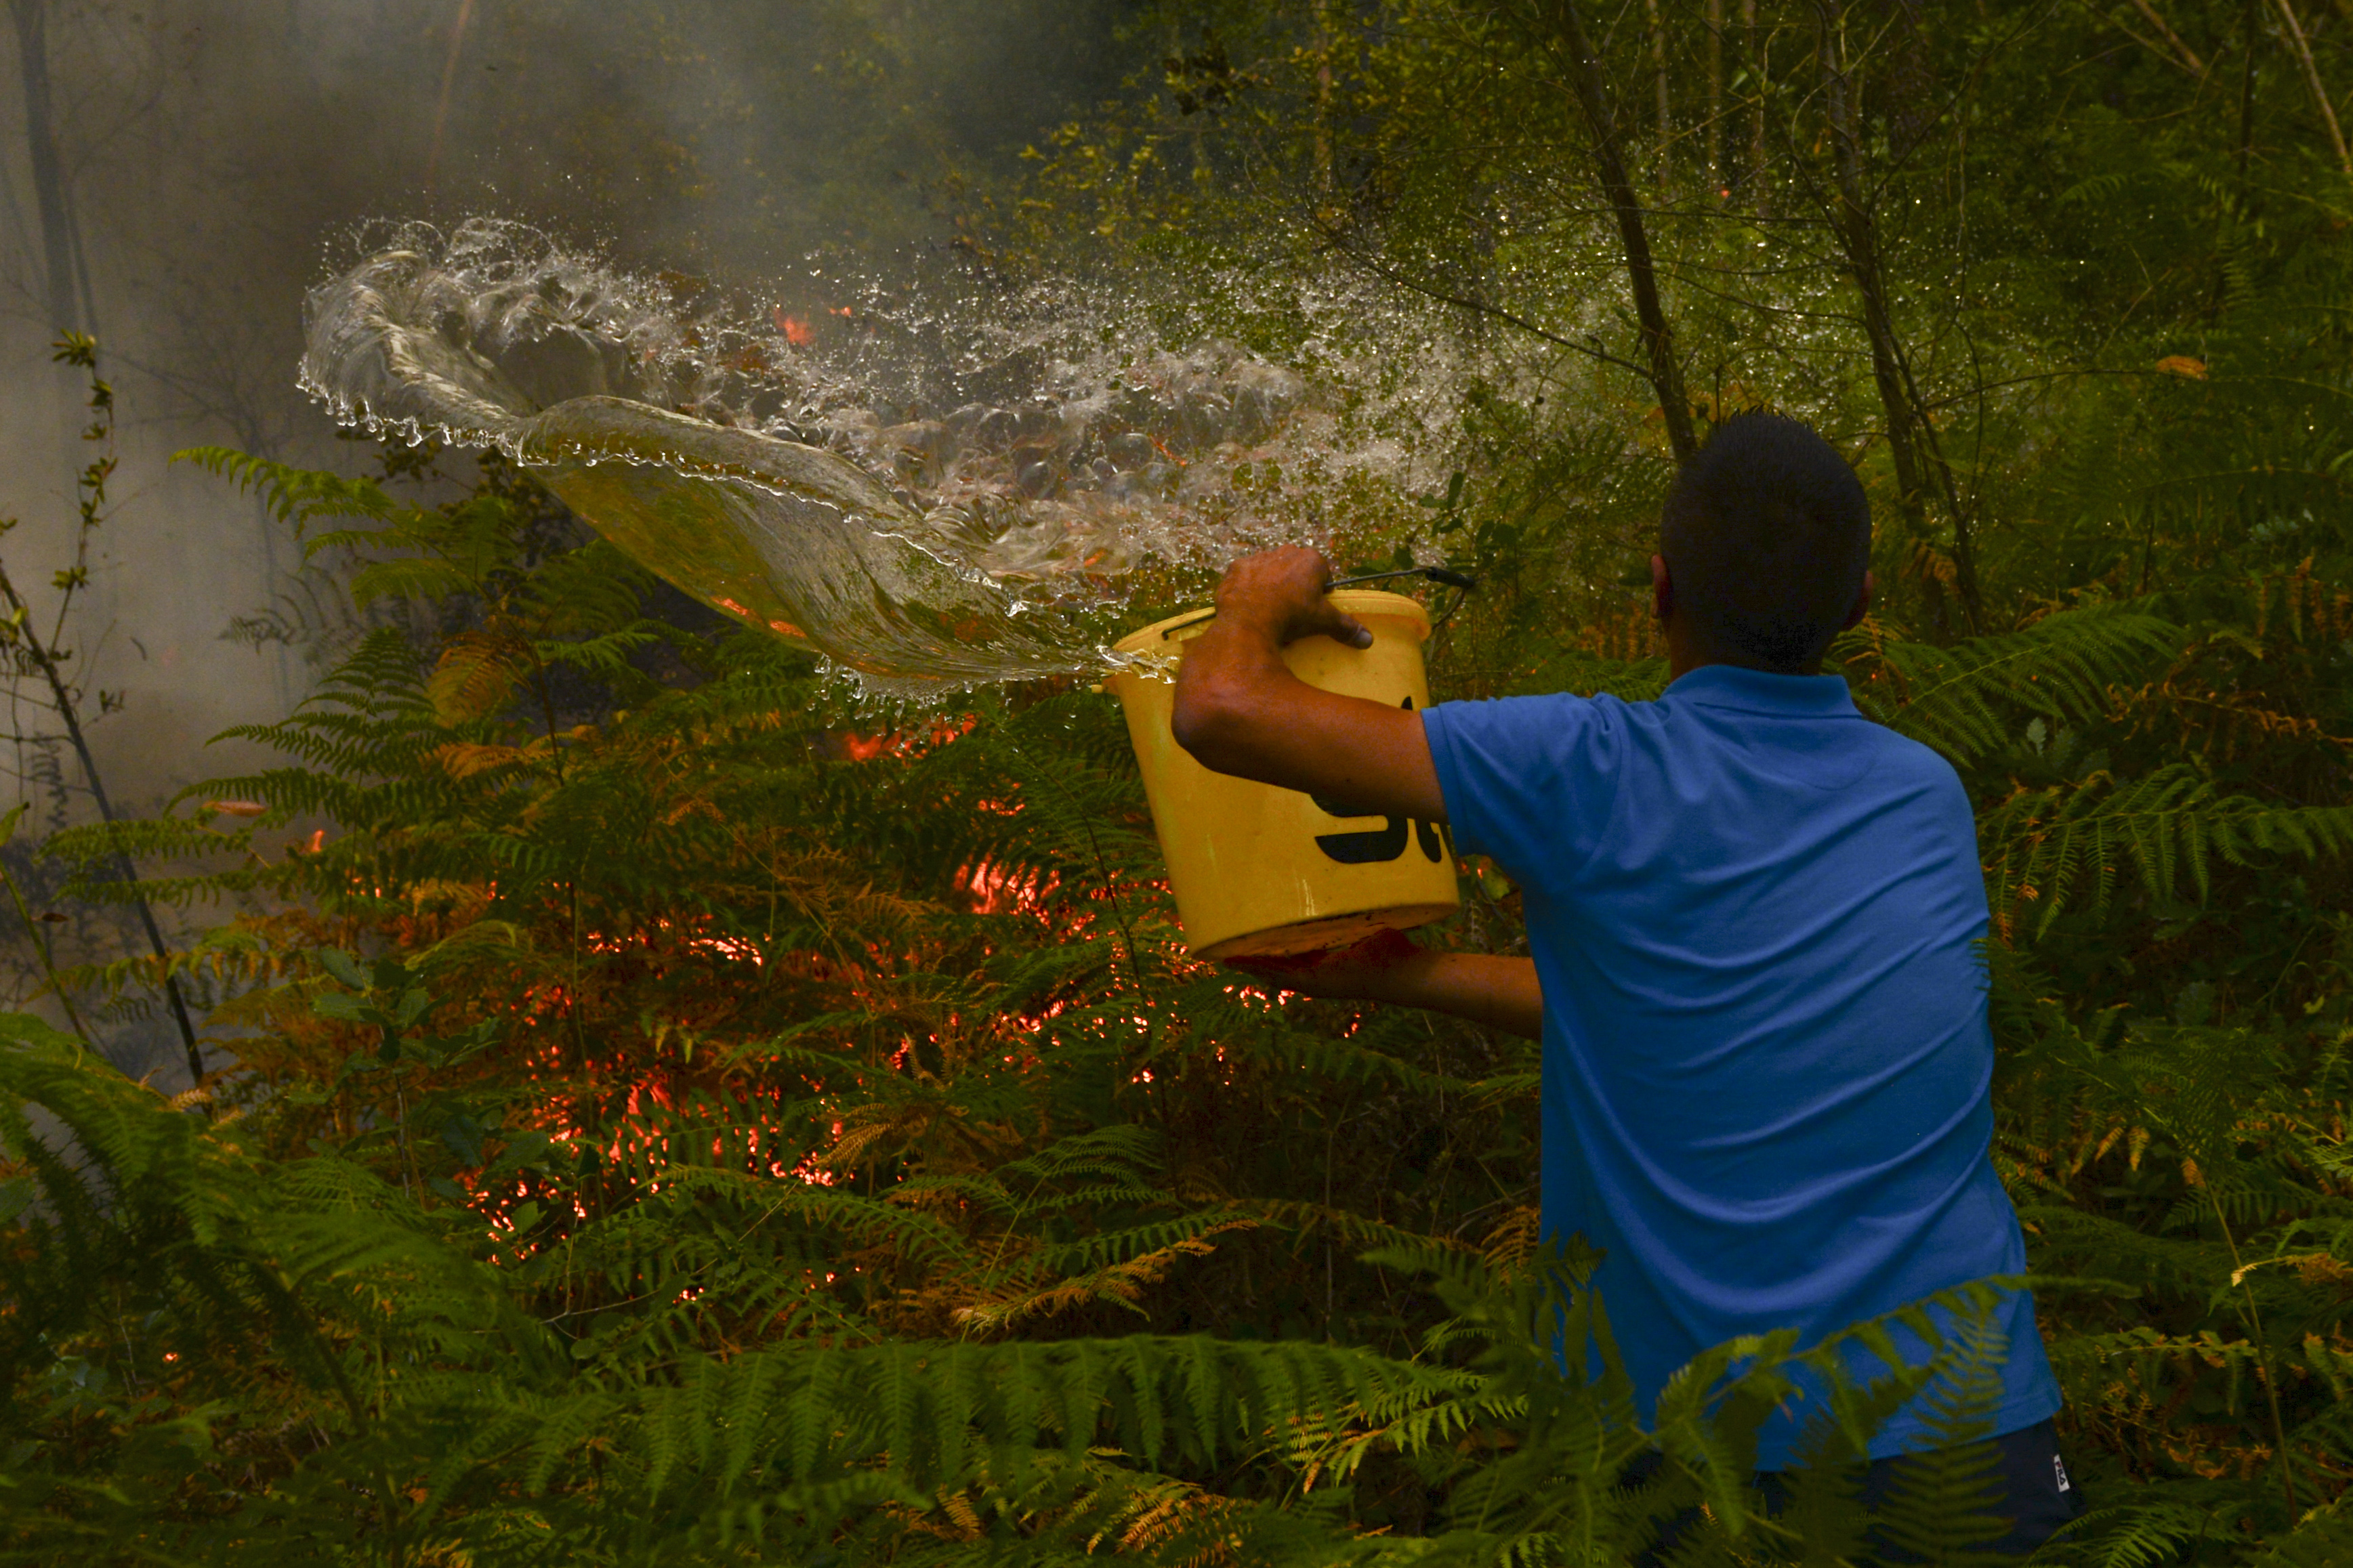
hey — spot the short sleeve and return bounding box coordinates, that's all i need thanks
[1420,694,1620,891]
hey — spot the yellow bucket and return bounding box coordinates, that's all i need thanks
[1106,589,1460,959]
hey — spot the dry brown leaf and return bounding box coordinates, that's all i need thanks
[429,632,529,727]
[432,741,537,780]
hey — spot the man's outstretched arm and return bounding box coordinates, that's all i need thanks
[1171,546,1446,821]
[1240,931,1544,1040]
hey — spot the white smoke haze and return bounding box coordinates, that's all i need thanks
[0,0,1161,1078]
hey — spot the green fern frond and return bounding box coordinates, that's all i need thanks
[1865,1313,2016,1565]
[1835,604,2182,768]
[2244,1500,2353,1566]
[173,446,408,530]
[1983,764,2353,935]
[352,555,479,607]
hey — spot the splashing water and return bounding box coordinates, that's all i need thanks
[301,220,1468,690]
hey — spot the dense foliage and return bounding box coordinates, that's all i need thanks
[7,0,2353,1562]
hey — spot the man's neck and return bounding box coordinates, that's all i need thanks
[1665,627,1823,680]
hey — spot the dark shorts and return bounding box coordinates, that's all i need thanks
[1631,1417,2085,1564]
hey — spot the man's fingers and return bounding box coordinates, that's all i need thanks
[1287,601,1373,650]
[1214,547,1375,648]
[1314,609,1375,650]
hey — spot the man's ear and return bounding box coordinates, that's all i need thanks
[1651,553,1673,623]
[1841,569,1875,631]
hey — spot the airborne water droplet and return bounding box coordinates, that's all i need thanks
[300,219,1504,700]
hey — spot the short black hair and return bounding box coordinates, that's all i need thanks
[1659,412,1871,673]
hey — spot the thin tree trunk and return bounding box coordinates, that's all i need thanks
[1745,0,1768,211]
[66,184,94,333]
[2238,0,2262,192]
[1707,0,1727,192]
[1314,1,1336,200]
[1879,0,1934,157]
[0,564,207,1093]
[7,0,77,333]
[2271,0,2352,176]
[2129,0,2209,75]
[1646,0,1672,165]
[1812,0,1981,629]
[1533,0,1699,461]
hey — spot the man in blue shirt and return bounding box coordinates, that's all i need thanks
[1170,414,2075,1551]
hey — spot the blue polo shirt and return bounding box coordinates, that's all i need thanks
[1421,664,2060,1467]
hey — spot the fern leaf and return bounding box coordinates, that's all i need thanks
[173,445,407,529]
[1835,604,2182,768]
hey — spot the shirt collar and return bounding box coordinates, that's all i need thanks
[1663,662,1859,717]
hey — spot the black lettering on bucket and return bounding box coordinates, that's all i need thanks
[1314,813,1411,864]
[1311,697,1447,866]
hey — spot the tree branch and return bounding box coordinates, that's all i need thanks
[2271,0,2353,178]
[1315,232,1656,379]
[1528,0,1699,461]
[2127,0,2209,76]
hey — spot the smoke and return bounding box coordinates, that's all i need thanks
[0,0,1148,1078]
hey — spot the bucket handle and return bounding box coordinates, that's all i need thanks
[1157,566,1479,639]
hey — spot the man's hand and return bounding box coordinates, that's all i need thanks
[1209,545,1374,652]
[1230,928,1543,1040]
[1170,547,1446,821]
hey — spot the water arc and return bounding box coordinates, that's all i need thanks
[296,222,1453,692]
[300,228,1086,687]
[518,398,1070,683]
